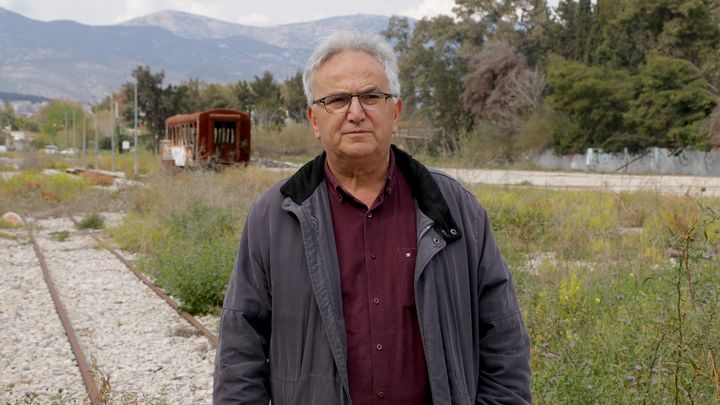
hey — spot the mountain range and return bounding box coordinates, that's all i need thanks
[0,8,393,103]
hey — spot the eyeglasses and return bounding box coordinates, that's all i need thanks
[312,91,396,114]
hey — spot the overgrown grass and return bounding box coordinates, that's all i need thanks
[74,151,161,179]
[251,123,322,161]
[469,185,720,403]
[76,213,104,230]
[0,171,92,214]
[108,159,719,401]
[110,167,285,314]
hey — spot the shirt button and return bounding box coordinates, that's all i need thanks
[370,252,376,259]
[377,391,385,398]
[376,344,383,351]
[367,212,373,218]
[372,298,380,305]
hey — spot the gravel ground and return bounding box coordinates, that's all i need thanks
[0,227,85,404]
[1,216,218,404]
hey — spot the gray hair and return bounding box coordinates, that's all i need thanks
[302,29,401,105]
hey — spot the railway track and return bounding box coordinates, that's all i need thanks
[1,215,217,404]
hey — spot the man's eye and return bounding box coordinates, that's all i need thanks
[325,96,350,106]
[361,93,383,104]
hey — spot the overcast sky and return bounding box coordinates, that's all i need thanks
[0,0,560,26]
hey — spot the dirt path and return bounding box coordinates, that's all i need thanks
[437,168,718,197]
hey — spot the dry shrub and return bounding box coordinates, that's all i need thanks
[252,123,321,158]
[77,171,115,186]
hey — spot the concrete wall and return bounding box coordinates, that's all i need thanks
[534,148,720,177]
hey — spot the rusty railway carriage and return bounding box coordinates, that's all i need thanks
[162,109,251,169]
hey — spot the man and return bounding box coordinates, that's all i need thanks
[214,30,531,404]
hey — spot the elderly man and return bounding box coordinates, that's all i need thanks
[214,30,531,404]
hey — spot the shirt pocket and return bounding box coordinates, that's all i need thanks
[398,247,417,307]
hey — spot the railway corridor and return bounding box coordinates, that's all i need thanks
[1,217,216,404]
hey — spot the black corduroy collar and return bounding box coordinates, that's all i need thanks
[279,145,461,242]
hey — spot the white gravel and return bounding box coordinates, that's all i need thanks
[1,216,218,404]
[0,227,86,404]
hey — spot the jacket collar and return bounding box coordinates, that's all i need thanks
[280,145,462,242]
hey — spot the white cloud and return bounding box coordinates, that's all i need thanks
[400,0,455,20]
[115,0,167,23]
[169,0,222,20]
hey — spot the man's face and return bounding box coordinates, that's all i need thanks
[307,51,402,164]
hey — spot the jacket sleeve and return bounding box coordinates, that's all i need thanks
[475,206,532,404]
[214,205,272,404]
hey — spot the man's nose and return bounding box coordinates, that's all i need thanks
[346,96,366,120]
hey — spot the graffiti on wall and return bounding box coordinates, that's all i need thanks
[534,148,720,176]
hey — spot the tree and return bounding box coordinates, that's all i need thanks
[384,15,473,152]
[624,53,716,151]
[124,66,166,151]
[462,40,546,134]
[233,80,254,115]
[200,83,236,110]
[546,55,634,153]
[251,71,284,128]
[544,0,603,65]
[597,0,720,71]
[282,71,307,123]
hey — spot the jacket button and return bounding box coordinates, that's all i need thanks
[432,237,440,244]
[450,228,457,235]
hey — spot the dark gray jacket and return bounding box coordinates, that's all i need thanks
[214,146,531,404]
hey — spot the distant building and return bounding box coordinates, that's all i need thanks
[11,100,49,117]
[10,131,31,151]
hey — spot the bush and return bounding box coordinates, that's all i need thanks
[76,213,105,229]
[142,199,239,314]
[0,171,91,214]
[251,122,321,159]
[111,166,284,314]
[469,185,720,403]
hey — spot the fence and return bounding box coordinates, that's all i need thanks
[534,148,720,177]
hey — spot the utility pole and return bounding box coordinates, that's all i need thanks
[72,109,76,150]
[134,78,138,177]
[64,112,68,149]
[111,101,115,173]
[82,109,87,168]
[94,106,99,170]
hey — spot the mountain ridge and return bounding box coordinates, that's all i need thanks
[0,7,395,102]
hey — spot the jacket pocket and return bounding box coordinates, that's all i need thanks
[398,247,417,307]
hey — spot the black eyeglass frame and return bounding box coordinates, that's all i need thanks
[311,91,397,114]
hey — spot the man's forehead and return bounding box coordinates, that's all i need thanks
[313,51,389,91]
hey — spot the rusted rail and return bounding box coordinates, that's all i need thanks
[70,216,218,347]
[24,221,101,405]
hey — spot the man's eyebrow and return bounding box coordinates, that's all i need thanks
[325,88,384,97]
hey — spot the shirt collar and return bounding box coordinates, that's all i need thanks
[324,150,398,204]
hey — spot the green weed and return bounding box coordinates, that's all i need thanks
[76,214,104,230]
[48,230,70,242]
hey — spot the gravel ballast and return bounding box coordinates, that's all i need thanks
[1,217,217,404]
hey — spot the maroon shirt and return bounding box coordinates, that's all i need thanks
[325,152,431,405]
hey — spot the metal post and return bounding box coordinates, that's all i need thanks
[64,112,68,149]
[111,101,115,173]
[72,109,76,150]
[82,110,87,168]
[94,106,99,170]
[134,78,138,177]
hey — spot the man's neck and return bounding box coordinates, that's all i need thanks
[326,150,390,208]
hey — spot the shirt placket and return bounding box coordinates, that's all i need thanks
[364,204,387,403]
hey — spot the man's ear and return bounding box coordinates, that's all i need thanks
[392,97,403,134]
[307,106,321,139]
